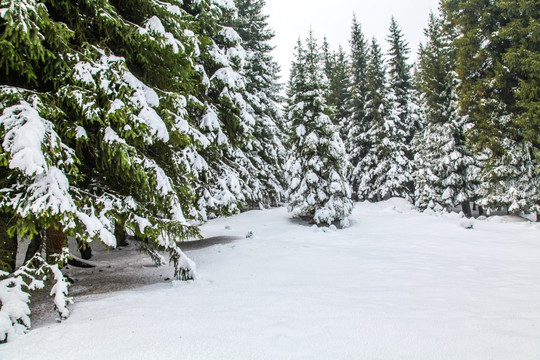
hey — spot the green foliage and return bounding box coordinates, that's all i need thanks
[286,31,353,225]
[444,0,539,213]
[344,16,370,198]
[353,19,416,202]
[347,15,369,131]
[326,46,351,127]
[0,0,275,285]
[444,0,540,157]
[0,0,73,87]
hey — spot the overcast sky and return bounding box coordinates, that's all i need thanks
[263,0,441,81]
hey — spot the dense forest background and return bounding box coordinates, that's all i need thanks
[0,0,538,341]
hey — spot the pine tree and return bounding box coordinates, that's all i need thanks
[286,31,353,226]
[443,0,540,216]
[413,8,482,217]
[355,19,415,202]
[354,38,388,201]
[346,16,370,198]
[0,0,201,273]
[477,139,539,215]
[321,39,351,131]
[230,0,286,208]
[0,0,262,338]
[387,17,417,143]
[188,0,253,219]
[377,17,415,199]
[327,46,351,129]
[321,36,334,81]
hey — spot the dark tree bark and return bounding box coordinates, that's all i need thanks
[77,239,93,260]
[0,215,17,273]
[478,206,484,216]
[461,201,472,218]
[24,232,43,263]
[115,222,129,247]
[46,227,66,262]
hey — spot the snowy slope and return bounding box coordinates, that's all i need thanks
[1,199,539,360]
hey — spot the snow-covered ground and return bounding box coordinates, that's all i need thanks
[2,199,540,359]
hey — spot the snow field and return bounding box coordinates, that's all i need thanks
[1,199,539,359]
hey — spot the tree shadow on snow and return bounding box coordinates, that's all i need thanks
[28,235,244,329]
[181,235,243,251]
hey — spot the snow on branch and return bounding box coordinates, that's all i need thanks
[169,244,197,281]
[0,248,72,343]
[0,100,65,177]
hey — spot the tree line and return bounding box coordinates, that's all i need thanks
[285,0,538,223]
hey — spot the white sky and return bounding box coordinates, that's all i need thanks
[263,0,441,81]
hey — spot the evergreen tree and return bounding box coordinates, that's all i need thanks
[477,139,539,215]
[321,38,351,130]
[354,38,388,201]
[326,46,351,129]
[376,17,415,199]
[286,31,353,225]
[413,8,482,217]
[443,0,540,216]
[189,0,254,219]
[345,15,369,198]
[321,36,334,81]
[0,0,203,279]
[387,17,417,143]
[355,19,415,202]
[0,0,262,338]
[231,0,286,208]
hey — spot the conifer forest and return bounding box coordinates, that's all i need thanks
[0,0,538,350]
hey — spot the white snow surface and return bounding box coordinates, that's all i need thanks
[2,198,539,359]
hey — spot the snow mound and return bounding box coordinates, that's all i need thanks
[367,197,416,214]
[486,215,532,223]
[459,218,474,229]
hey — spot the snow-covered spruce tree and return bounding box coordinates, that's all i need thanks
[0,0,253,339]
[326,46,351,131]
[321,37,334,83]
[322,39,352,136]
[359,17,415,201]
[286,32,353,226]
[413,9,482,217]
[184,0,250,219]
[477,139,539,216]
[443,0,540,218]
[387,17,418,144]
[355,37,402,201]
[179,0,269,219]
[0,2,113,334]
[229,0,287,208]
[345,16,370,199]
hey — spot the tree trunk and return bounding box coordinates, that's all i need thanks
[25,232,43,263]
[0,215,17,273]
[478,206,484,216]
[115,222,129,247]
[537,201,540,222]
[461,201,472,218]
[77,239,93,260]
[46,227,66,262]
